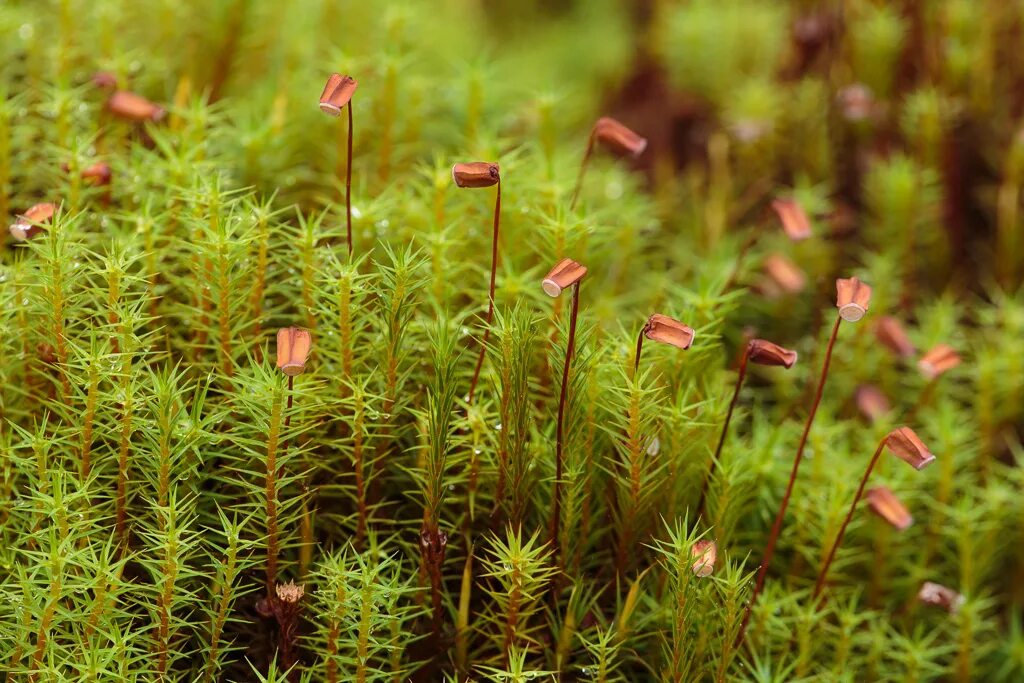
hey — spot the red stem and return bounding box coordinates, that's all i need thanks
[696,346,750,523]
[550,281,581,558]
[346,102,354,258]
[812,437,887,602]
[632,327,645,376]
[735,314,843,649]
[467,179,501,403]
[569,134,595,212]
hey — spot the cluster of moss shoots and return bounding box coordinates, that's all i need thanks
[3,1,1024,681]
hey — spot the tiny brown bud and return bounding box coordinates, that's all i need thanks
[885,426,936,470]
[592,117,647,157]
[771,198,812,241]
[835,276,872,322]
[644,314,695,350]
[276,327,312,376]
[855,384,891,423]
[92,71,119,90]
[81,161,113,186]
[275,581,305,604]
[762,253,807,295]
[319,73,358,116]
[875,316,915,359]
[9,202,56,241]
[690,539,717,578]
[64,161,113,186]
[451,161,500,189]
[918,581,964,614]
[918,344,960,380]
[542,258,587,297]
[837,83,876,122]
[107,90,165,122]
[747,339,798,368]
[865,486,913,531]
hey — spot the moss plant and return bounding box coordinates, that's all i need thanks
[3,1,1024,680]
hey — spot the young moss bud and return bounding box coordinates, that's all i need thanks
[63,161,113,186]
[107,90,165,122]
[918,344,961,380]
[451,161,500,189]
[837,84,876,122]
[542,258,587,297]
[855,384,891,423]
[835,276,872,322]
[918,581,964,614]
[771,198,812,241]
[865,486,913,530]
[885,426,936,470]
[747,339,798,368]
[276,327,312,376]
[275,581,305,604]
[875,316,915,358]
[644,314,695,350]
[690,539,717,578]
[762,253,807,295]
[9,202,56,241]
[319,73,358,116]
[92,71,119,90]
[592,117,647,157]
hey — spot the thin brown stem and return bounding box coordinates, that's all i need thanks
[696,347,750,523]
[632,327,645,377]
[550,281,581,559]
[467,179,501,404]
[264,379,287,597]
[735,315,842,649]
[346,101,354,258]
[812,437,886,603]
[569,135,595,212]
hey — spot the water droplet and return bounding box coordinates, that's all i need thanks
[493,423,502,431]
[473,448,482,455]
[18,24,34,40]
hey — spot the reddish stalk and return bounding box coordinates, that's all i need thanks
[812,437,886,602]
[569,134,595,212]
[632,326,645,376]
[551,280,581,555]
[320,74,358,256]
[569,118,646,211]
[813,427,934,602]
[345,103,354,257]
[696,348,750,522]
[735,315,842,648]
[466,176,501,403]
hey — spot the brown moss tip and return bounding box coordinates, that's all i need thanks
[451,161,500,189]
[542,258,587,297]
[276,327,313,376]
[865,486,913,531]
[644,314,695,350]
[835,276,872,322]
[592,117,647,157]
[771,198,812,241]
[319,73,358,116]
[9,202,56,241]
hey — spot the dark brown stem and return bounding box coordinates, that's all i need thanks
[569,134,595,211]
[467,179,501,403]
[696,346,750,523]
[550,281,581,559]
[812,437,887,603]
[632,327,645,377]
[346,101,354,258]
[735,315,842,649]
